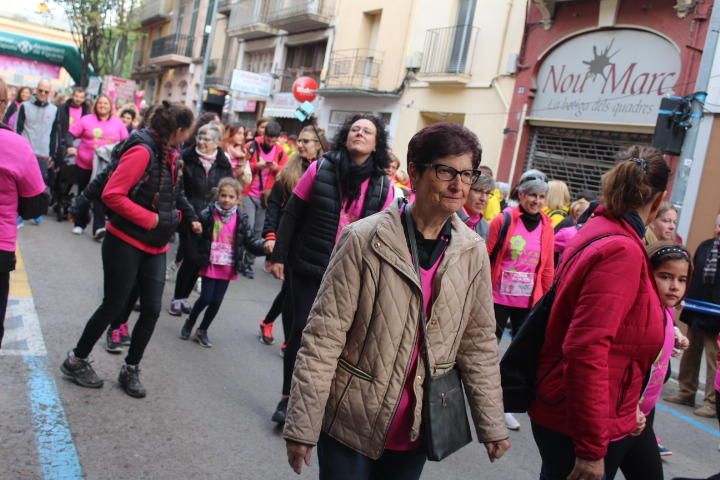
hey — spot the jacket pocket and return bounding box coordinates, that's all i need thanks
[338,358,374,383]
[615,363,635,416]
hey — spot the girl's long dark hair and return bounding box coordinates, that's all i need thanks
[148,101,194,157]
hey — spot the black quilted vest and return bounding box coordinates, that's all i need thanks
[291,151,389,280]
[111,136,181,248]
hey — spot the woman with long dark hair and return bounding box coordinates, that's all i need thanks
[2,86,31,129]
[259,125,324,347]
[60,101,201,399]
[268,114,394,423]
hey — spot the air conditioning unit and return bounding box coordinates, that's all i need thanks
[406,52,423,70]
[506,53,518,75]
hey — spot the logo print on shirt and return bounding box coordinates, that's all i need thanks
[92,128,103,139]
[509,235,527,261]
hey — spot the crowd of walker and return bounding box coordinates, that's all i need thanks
[0,78,719,480]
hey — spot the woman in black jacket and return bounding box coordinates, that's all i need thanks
[169,122,233,317]
[258,126,324,347]
[665,214,720,417]
[268,114,395,424]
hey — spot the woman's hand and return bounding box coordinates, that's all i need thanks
[269,161,280,173]
[153,214,160,228]
[630,406,646,437]
[67,147,77,156]
[191,221,202,234]
[264,239,276,255]
[257,159,267,168]
[567,457,604,480]
[271,263,285,280]
[286,440,313,475]
[484,439,511,462]
[673,327,689,353]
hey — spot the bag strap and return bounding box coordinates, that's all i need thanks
[404,204,435,376]
[552,233,629,288]
[489,211,511,264]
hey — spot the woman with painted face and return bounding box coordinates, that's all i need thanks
[68,94,129,239]
[282,123,509,479]
[61,101,200,399]
[268,114,395,424]
[168,122,233,317]
[486,169,554,431]
[258,125,324,347]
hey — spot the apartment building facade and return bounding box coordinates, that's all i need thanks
[319,0,526,170]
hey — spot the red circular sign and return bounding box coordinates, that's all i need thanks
[292,76,318,102]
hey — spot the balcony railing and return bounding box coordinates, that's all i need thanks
[279,68,321,92]
[266,0,334,32]
[420,25,479,76]
[325,49,382,90]
[130,0,175,26]
[150,34,194,59]
[206,59,233,87]
[228,0,279,38]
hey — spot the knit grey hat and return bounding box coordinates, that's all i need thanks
[517,169,548,195]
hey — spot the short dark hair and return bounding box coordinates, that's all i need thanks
[333,114,391,171]
[265,121,282,137]
[72,86,86,94]
[15,86,31,103]
[407,123,482,169]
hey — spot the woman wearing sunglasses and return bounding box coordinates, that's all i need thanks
[168,122,233,317]
[486,168,555,431]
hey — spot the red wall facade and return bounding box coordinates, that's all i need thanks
[497,0,713,184]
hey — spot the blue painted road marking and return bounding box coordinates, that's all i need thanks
[23,355,84,479]
[656,403,720,438]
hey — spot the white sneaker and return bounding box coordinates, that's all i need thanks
[504,413,521,431]
[194,278,202,294]
[72,226,83,235]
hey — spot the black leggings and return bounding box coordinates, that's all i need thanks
[263,279,291,342]
[108,283,139,332]
[185,277,230,331]
[73,166,106,233]
[74,231,165,365]
[494,303,530,341]
[282,270,321,396]
[173,256,199,300]
[317,432,426,480]
[531,420,663,480]
[0,271,8,348]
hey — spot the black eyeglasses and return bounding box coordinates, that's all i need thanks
[298,138,319,144]
[37,89,49,94]
[431,164,481,185]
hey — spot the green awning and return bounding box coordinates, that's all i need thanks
[0,31,87,83]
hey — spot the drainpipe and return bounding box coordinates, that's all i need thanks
[197,0,220,116]
[672,3,720,239]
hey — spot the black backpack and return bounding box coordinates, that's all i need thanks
[500,233,625,413]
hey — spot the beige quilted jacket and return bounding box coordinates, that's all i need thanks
[282,204,508,459]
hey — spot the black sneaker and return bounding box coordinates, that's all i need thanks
[118,364,146,398]
[194,329,212,348]
[60,353,104,388]
[272,398,289,424]
[180,320,193,340]
[105,329,123,354]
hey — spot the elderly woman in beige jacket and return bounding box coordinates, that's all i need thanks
[283,123,510,479]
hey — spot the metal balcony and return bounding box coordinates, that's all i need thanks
[227,0,279,39]
[323,49,382,91]
[149,34,194,66]
[206,59,233,89]
[418,25,478,85]
[129,0,175,27]
[266,0,334,34]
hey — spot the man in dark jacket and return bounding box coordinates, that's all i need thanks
[51,86,90,166]
[665,214,720,417]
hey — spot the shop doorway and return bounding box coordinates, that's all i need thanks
[525,127,652,199]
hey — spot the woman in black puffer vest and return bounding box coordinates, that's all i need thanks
[268,114,395,425]
[169,122,233,317]
[61,102,200,399]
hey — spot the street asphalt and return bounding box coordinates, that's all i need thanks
[1,217,719,479]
